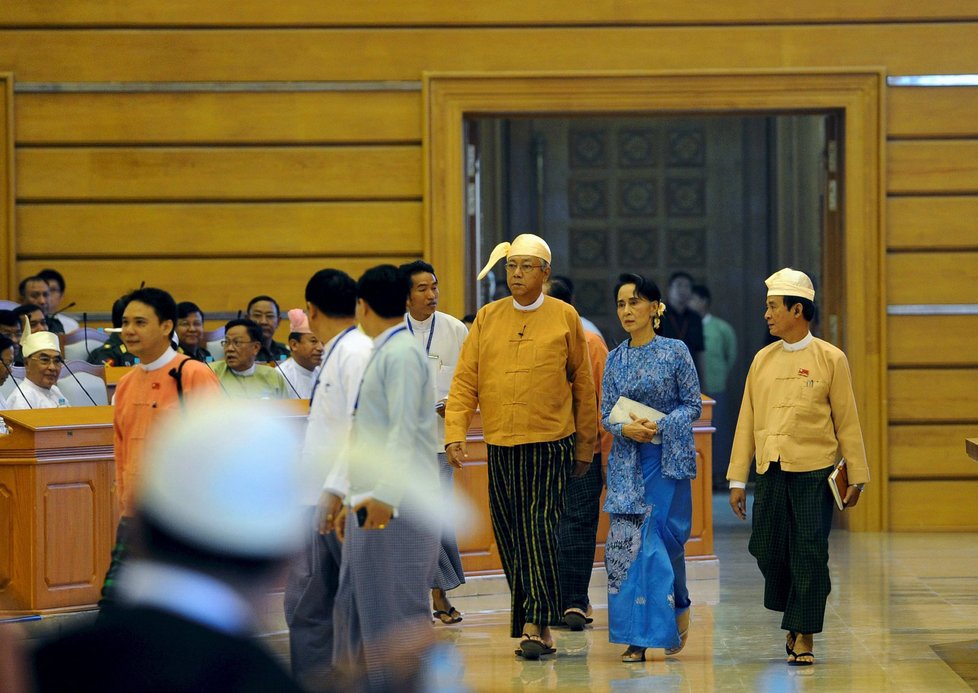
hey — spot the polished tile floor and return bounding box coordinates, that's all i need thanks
[11,493,978,691]
[423,494,978,692]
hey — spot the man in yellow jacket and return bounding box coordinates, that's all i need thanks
[727,267,869,667]
[445,234,597,659]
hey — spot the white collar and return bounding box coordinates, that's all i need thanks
[781,332,814,352]
[406,311,435,331]
[284,358,314,376]
[373,323,406,345]
[142,347,177,372]
[512,293,545,312]
[229,363,257,377]
[117,559,256,635]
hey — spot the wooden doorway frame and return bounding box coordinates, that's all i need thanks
[424,69,886,531]
[0,73,13,297]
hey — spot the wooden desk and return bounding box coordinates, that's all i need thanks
[0,407,115,614]
[456,395,716,575]
[967,438,978,463]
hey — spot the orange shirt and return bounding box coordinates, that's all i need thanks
[584,330,613,463]
[445,296,597,462]
[113,353,221,515]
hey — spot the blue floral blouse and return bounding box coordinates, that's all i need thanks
[601,336,702,514]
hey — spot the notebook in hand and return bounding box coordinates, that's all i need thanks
[608,396,665,443]
[828,459,849,511]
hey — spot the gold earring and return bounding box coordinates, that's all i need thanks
[653,316,661,331]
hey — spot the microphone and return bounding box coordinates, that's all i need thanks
[82,311,89,354]
[518,324,526,338]
[60,360,98,406]
[52,301,76,317]
[1,360,33,409]
[275,358,302,399]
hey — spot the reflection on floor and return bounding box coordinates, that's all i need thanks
[12,493,978,691]
[257,493,978,691]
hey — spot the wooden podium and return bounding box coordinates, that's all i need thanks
[0,406,116,614]
[455,395,716,575]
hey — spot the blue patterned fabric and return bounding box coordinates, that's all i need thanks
[607,443,692,648]
[601,336,701,514]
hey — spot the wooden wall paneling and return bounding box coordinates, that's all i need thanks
[16,146,422,201]
[886,252,978,305]
[0,73,12,296]
[889,369,978,423]
[888,196,978,250]
[16,202,423,258]
[888,141,978,194]
[426,70,885,533]
[888,87,978,139]
[1,25,978,82]
[40,471,98,592]
[888,315,978,367]
[15,257,417,314]
[889,424,978,479]
[15,91,422,145]
[3,1,978,26]
[0,467,16,605]
[889,480,978,531]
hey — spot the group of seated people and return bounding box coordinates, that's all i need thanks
[0,269,325,411]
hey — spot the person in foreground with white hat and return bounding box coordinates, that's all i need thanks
[276,308,324,400]
[727,267,869,667]
[445,234,597,659]
[30,400,310,692]
[5,318,69,410]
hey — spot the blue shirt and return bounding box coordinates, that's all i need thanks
[602,336,702,514]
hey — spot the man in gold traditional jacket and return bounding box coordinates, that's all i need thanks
[445,233,597,659]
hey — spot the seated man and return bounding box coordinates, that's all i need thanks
[6,322,69,409]
[0,310,22,352]
[210,319,289,399]
[0,335,15,409]
[88,294,139,368]
[246,295,290,363]
[19,275,64,335]
[276,309,323,399]
[38,268,80,332]
[175,301,212,363]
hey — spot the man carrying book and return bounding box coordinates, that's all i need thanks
[726,267,869,667]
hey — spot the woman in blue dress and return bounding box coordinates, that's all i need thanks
[602,273,702,662]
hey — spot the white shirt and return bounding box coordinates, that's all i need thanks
[59,315,80,333]
[0,391,8,410]
[6,378,69,410]
[276,357,319,400]
[405,310,469,443]
[303,326,373,505]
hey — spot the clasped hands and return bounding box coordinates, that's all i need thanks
[622,412,658,444]
[317,491,394,542]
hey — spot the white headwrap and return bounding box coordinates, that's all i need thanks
[20,316,61,358]
[765,268,815,301]
[477,233,552,281]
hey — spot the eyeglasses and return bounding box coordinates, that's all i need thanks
[220,339,257,349]
[31,355,65,367]
[505,262,545,273]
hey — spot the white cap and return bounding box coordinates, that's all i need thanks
[477,233,552,280]
[139,398,308,559]
[20,316,61,358]
[765,267,815,301]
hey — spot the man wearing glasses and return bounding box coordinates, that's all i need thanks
[5,325,68,409]
[445,233,597,659]
[210,318,289,399]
